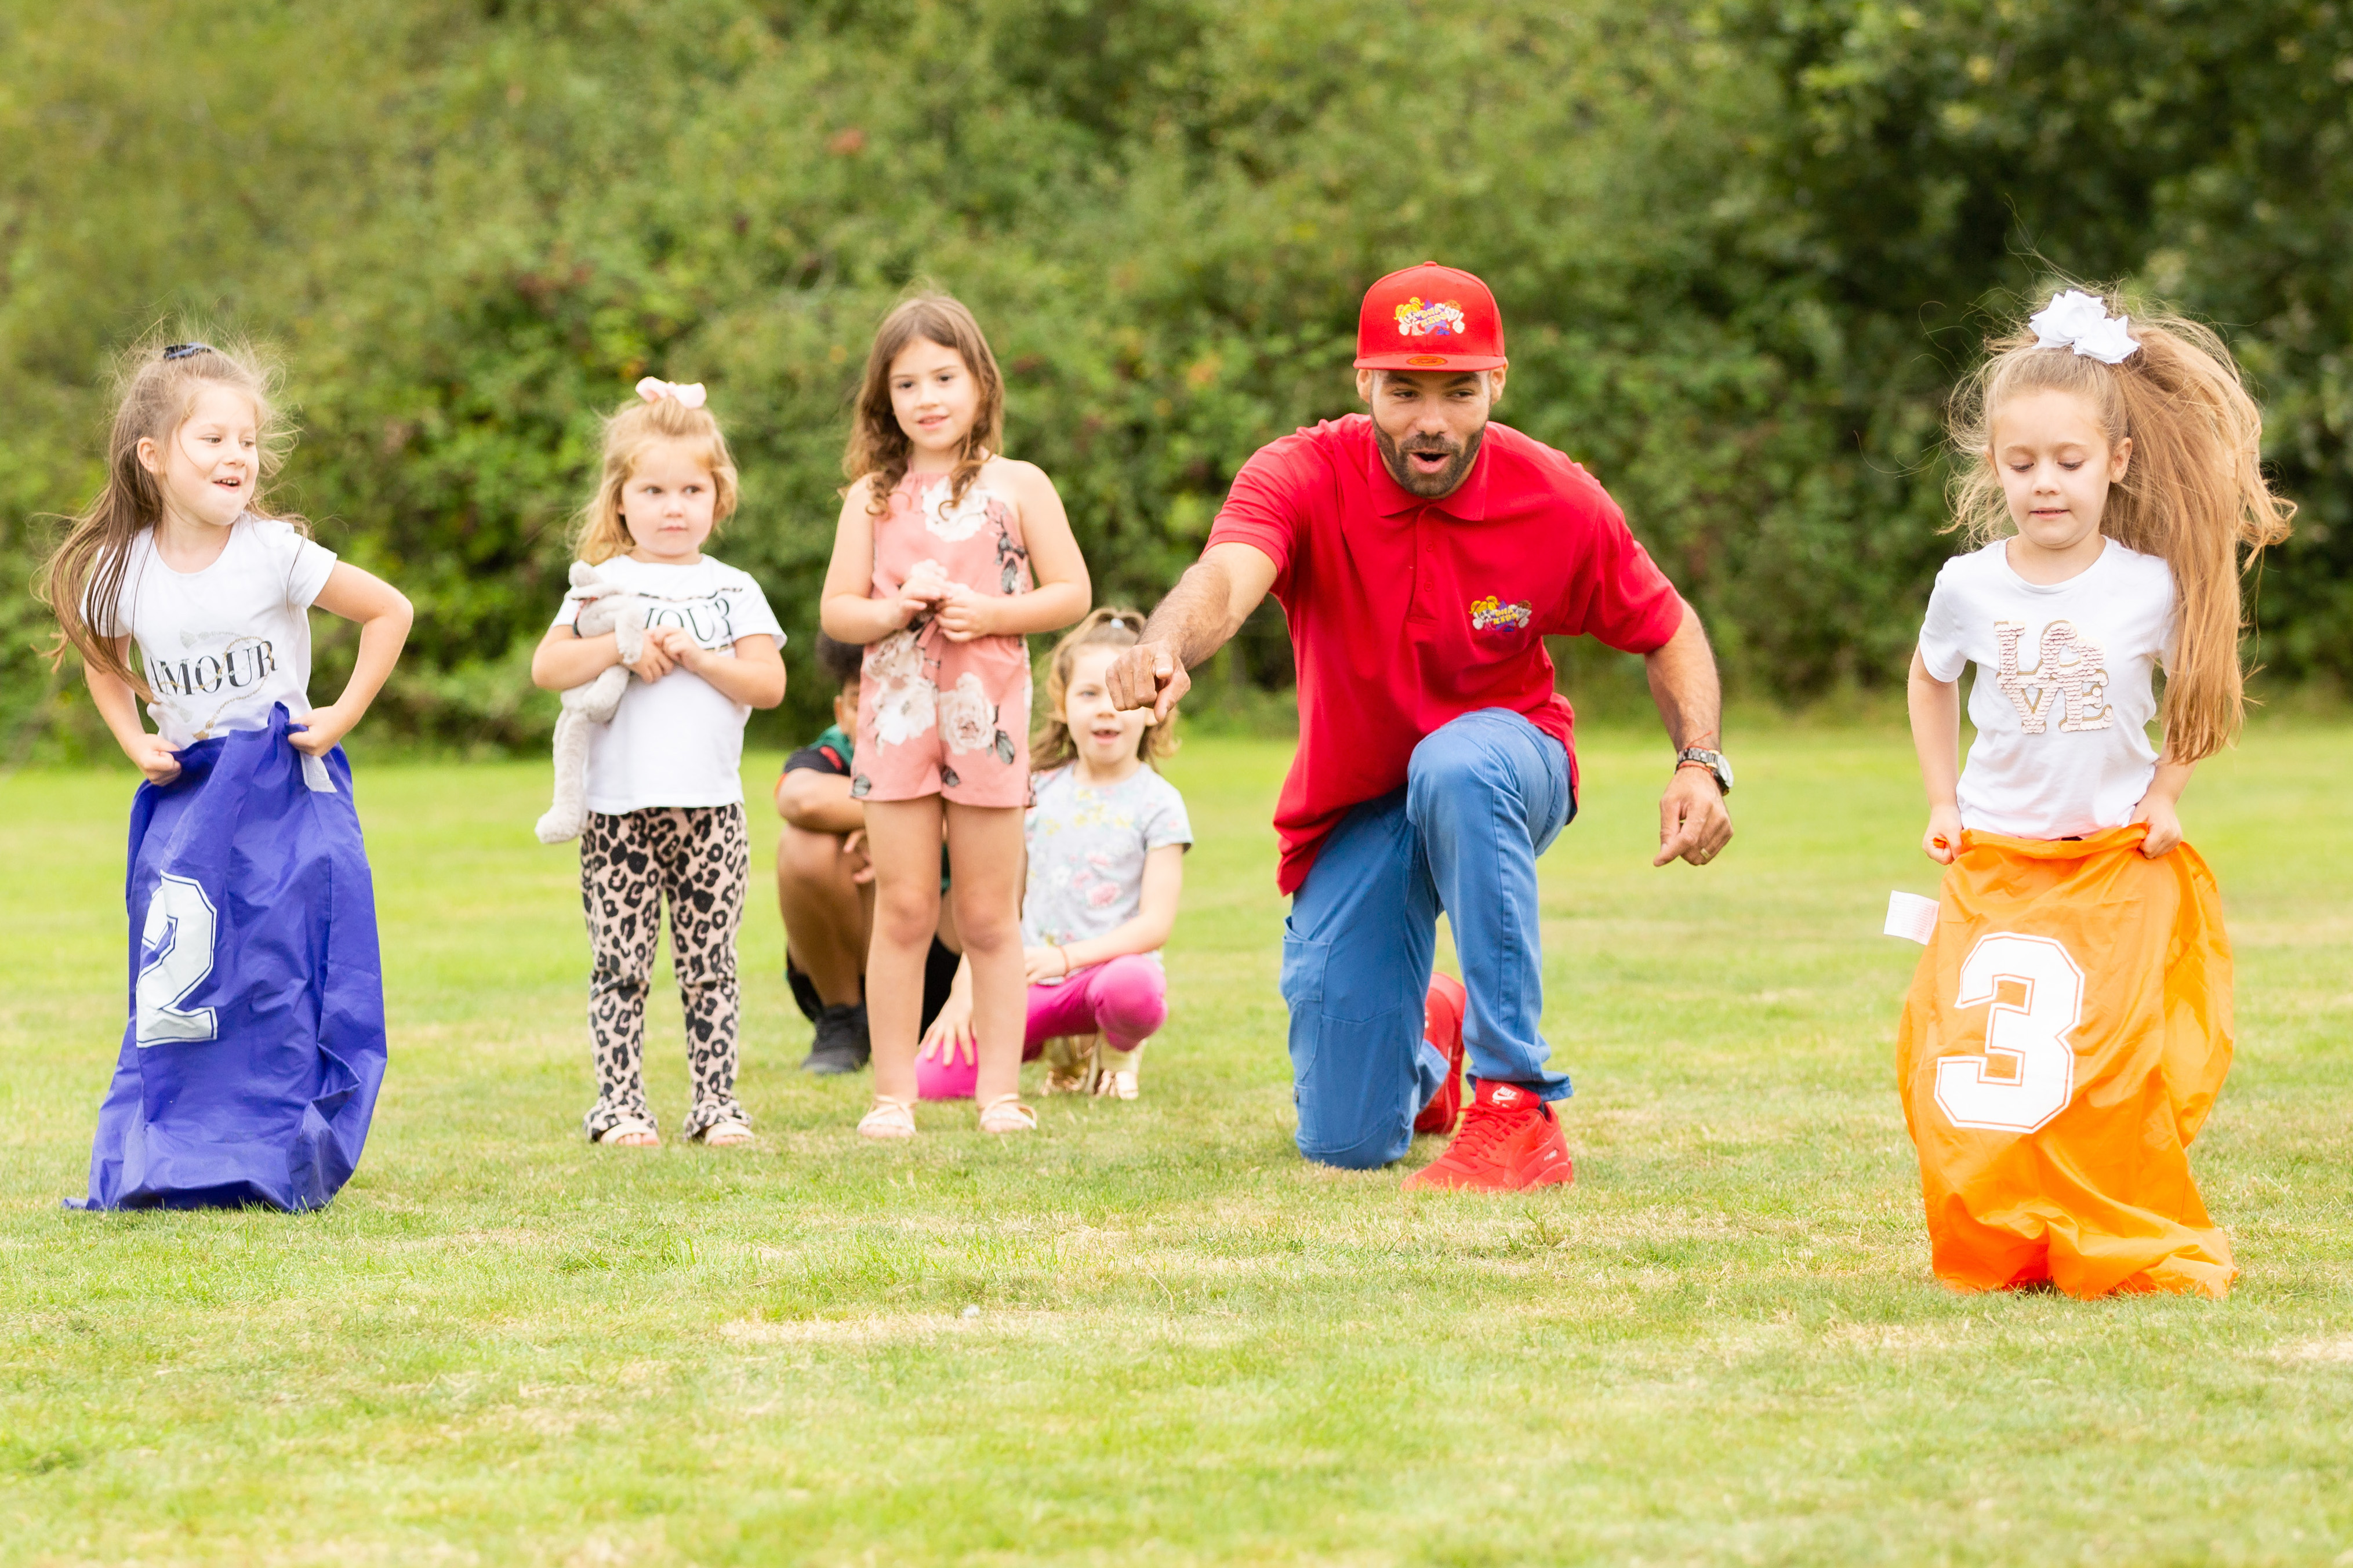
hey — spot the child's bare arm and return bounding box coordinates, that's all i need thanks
[920,954,976,1056]
[820,482,926,644]
[2133,759,2196,858]
[1023,844,1185,980]
[86,642,181,784]
[776,767,865,834]
[292,563,413,756]
[662,631,787,709]
[530,620,679,690]
[931,461,1091,642]
[1908,649,1963,864]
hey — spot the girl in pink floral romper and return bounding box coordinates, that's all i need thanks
[819,293,1091,1140]
[853,471,1036,807]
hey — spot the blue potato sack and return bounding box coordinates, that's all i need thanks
[72,704,388,1212]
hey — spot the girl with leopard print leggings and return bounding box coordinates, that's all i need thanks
[531,380,788,1147]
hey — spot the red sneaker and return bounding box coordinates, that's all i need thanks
[1401,1079,1575,1192]
[1413,973,1469,1136]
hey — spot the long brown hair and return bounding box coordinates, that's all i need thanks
[572,387,741,565]
[842,292,1005,516]
[1947,288,2295,763]
[35,333,298,695]
[1033,607,1178,771]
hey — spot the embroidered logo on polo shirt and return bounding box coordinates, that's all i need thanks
[1469,596,1533,632]
[1394,296,1467,338]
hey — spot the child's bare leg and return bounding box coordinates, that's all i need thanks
[863,798,946,1103]
[945,802,1027,1105]
[776,823,869,1007]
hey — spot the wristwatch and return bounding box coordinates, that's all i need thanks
[1676,747,1734,796]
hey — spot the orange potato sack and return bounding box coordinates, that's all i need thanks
[1895,824,2235,1300]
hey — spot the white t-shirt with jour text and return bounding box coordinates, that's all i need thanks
[1917,538,2177,839]
[92,516,339,750]
[550,554,785,814]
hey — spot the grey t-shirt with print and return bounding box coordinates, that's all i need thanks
[1021,763,1193,954]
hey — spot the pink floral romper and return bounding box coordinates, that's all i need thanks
[852,470,1034,807]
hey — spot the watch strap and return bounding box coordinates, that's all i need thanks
[1676,747,1733,795]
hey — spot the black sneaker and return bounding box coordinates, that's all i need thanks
[800,1002,869,1075]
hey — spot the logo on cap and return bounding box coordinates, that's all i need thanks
[1394,296,1468,339]
[1357,263,1506,370]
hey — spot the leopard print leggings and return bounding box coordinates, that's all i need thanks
[578,804,750,1141]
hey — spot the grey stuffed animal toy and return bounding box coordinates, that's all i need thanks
[536,561,651,844]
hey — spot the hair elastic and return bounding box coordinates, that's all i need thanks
[161,343,213,361]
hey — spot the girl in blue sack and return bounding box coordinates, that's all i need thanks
[38,336,413,1212]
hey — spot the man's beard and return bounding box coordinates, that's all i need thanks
[1375,422,1484,499]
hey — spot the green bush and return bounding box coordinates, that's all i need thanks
[3,0,2344,758]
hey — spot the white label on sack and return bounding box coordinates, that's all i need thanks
[1884,891,1940,945]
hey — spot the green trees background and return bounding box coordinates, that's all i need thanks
[3,0,2347,752]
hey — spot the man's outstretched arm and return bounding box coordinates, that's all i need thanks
[1105,542,1279,721]
[1644,600,1734,868]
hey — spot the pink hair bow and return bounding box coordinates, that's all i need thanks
[635,376,707,409]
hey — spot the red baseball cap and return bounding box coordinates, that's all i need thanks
[1354,261,1508,371]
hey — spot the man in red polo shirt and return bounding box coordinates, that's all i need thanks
[1107,261,1734,1189]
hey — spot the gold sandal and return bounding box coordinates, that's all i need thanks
[856,1094,917,1141]
[976,1093,1037,1134]
[1041,1034,1101,1096]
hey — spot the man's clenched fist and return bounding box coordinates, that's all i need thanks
[1105,640,1190,722]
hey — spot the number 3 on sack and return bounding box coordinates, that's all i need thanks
[136,874,220,1046]
[1936,933,2082,1134]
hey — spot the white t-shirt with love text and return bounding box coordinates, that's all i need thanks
[1917,538,2177,839]
[92,516,338,750]
[550,554,785,814]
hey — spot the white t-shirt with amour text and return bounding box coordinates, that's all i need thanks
[550,554,785,814]
[1917,538,2178,839]
[93,516,339,750]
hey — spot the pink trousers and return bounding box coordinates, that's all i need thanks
[1021,954,1167,1057]
[916,955,1167,1100]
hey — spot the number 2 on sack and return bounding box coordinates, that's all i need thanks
[1935,932,2082,1134]
[136,874,220,1046]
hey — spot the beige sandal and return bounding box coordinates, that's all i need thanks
[976,1094,1037,1134]
[699,1119,755,1147]
[595,1117,660,1148]
[857,1094,917,1141]
[1094,1069,1139,1101]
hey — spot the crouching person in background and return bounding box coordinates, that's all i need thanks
[776,632,961,1074]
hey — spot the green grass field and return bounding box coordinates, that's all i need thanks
[2,725,2350,1566]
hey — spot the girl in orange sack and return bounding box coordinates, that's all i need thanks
[819,293,1090,1139]
[1900,288,2293,1299]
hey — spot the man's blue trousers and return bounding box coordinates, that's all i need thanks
[1279,708,1574,1169]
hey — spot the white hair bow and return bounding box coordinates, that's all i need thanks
[636,376,708,409]
[2028,290,2139,365]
